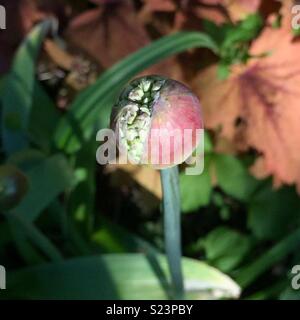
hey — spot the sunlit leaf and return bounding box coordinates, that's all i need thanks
[6,253,241,299]
[193,4,300,191]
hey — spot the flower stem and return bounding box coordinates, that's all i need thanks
[160,166,184,299]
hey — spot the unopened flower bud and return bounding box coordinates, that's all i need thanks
[111,75,203,169]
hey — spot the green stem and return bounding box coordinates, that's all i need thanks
[160,166,184,299]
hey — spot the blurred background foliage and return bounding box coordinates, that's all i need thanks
[0,0,300,299]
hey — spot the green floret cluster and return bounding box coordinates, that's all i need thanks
[115,76,166,162]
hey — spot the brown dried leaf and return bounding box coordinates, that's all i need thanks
[44,39,75,70]
[193,1,300,191]
[107,164,162,200]
[65,0,149,69]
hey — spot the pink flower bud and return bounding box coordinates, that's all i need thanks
[111,75,203,169]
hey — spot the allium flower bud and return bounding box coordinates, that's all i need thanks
[111,75,203,169]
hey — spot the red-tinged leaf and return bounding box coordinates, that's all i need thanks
[192,1,300,191]
[65,0,149,69]
[139,0,227,31]
[65,0,183,80]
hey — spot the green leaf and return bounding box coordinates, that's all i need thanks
[214,154,258,201]
[247,280,286,300]
[1,20,54,155]
[204,131,213,153]
[0,75,7,95]
[7,218,45,265]
[7,149,46,172]
[54,32,218,153]
[280,287,300,300]
[180,159,212,213]
[248,186,300,240]
[7,212,63,262]
[67,137,96,235]
[222,14,263,50]
[201,227,253,272]
[0,222,12,247]
[11,154,74,222]
[4,154,72,262]
[92,221,146,254]
[28,82,61,152]
[236,227,300,288]
[6,253,240,299]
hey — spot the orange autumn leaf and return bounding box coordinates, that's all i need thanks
[108,163,162,200]
[65,0,149,69]
[65,0,183,80]
[193,1,300,191]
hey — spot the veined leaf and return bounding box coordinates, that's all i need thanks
[5,253,240,300]
[54,32,218,153]
[193,6,300,191]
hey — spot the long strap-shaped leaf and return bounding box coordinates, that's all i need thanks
[4,253,240,299]
[54,32,218,153]
[161,166,184,299]
[236,227,300,288]
[1,20,54,155]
